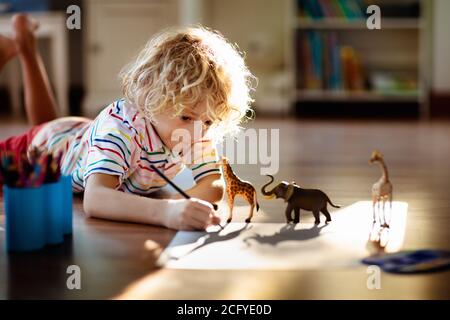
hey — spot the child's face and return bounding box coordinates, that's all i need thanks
[152,101,215,151]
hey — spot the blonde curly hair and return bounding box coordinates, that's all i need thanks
[120,25,257,139]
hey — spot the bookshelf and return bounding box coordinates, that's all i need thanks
[287,0,431,118]
[295,18,422,30]
[296,89,420,102]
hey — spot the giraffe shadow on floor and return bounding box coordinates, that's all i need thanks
[243,223,328,247]
[167,223,252,261]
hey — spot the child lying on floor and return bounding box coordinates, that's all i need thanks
[0,14,256,230]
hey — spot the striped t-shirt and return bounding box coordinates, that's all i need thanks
[30,99,221,195]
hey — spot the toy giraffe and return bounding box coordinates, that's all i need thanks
[366,224,390,255]
[369,150,393,227]
[220,156,259,223]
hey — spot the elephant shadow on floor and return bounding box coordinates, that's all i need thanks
[168,224,252,261]
[243,224,328,247]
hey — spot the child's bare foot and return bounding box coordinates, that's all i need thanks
[0,34,17,69]
[12,14,39,58]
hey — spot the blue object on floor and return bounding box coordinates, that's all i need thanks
[362,249,450,274]
[42,180,64,245]
[61,175,73,235]
[3,176,73,251]
[3,185,46,252]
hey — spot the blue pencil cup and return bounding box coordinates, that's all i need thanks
[61,175,73,235]
[3,185,46,252]
[42,180,64,245]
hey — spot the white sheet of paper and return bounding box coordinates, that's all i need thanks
[157,201,408,270]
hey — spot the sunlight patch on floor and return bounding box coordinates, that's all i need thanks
[154,201,407,270]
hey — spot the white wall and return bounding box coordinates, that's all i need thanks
[178,0,210,26]
[208,0,287,73]
[178,0,290,113]
[209,0,290,113]
[432,0,450,91]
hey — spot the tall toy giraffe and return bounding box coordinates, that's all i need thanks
[220,156,259,223]
[369,150,393,227]
[366,224,390,256]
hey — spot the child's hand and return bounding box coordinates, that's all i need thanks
[164,198,221,231]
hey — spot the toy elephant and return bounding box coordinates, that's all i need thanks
[261,175,341,224]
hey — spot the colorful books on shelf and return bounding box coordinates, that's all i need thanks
[370,72,418,95]
[297,0,366,20]
[298,31,365,91]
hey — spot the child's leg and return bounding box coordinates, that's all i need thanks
[13,14,58,125]
[0,34,17,71]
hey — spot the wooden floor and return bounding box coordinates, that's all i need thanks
[1,118,449,299]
